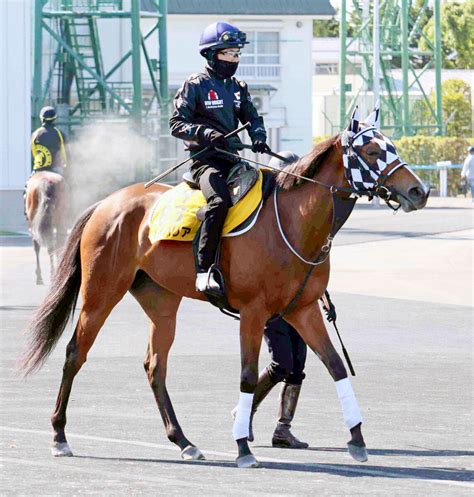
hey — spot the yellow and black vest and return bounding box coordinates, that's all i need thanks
[31,124,67,171]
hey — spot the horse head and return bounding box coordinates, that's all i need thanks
[341,104,430,212]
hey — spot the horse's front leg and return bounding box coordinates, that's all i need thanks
[286,303,368,462]
[233,307,267,468]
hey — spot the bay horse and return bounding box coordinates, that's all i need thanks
[20,108,429,467]
[25,171,68,284]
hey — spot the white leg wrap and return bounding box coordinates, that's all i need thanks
[232,392,254,440]
[335,378,362,429]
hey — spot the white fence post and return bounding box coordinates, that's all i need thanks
[436,161,451,197]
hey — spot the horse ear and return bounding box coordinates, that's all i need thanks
[366,100,380,128]
[347,106,361,134]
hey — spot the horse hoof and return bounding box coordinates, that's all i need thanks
[51,442,73,457]
[180,445,205,461]
[36,280,44,286]
[347,442,368,462]
[236,454,259,468]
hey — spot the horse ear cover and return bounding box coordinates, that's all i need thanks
[348,106,361,135]
[365,100,380,129]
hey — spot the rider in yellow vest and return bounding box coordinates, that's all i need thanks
[31,106,68,175]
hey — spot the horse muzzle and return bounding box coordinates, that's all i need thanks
[395,183,430,212]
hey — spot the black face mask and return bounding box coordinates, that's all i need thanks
[208,58,239,79]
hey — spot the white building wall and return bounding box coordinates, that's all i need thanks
[0,0,31,231]
[272,18,313,156]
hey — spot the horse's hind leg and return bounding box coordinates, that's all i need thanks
[51,279,133,456]
[286,303,368,463]
[130,272,204,460]
[33,240,43,285]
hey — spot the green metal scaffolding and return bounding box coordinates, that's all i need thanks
[339,0,443,137]
[32,0,169,135]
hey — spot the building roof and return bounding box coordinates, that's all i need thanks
[142,0,335,16]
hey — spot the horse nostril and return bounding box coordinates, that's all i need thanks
[408,186,425,201]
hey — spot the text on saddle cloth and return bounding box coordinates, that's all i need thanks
[148,170,263,243]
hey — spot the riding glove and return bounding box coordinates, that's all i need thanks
[251,138,270,154]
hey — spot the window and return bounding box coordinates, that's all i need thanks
[237,31,280,79]
[314,63,339,75]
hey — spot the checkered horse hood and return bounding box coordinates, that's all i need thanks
[341,103,405,192]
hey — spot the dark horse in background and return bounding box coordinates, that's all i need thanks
[20,107,429,468]
[25,171,68,284]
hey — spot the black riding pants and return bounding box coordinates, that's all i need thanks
[195,165,233,272]
[264,316,307,385]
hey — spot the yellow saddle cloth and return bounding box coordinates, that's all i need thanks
[148,170,263,243]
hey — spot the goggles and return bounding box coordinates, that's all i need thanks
[219,49,241,58]
[219,30,247,44]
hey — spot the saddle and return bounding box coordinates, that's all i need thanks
[148,162,263,243]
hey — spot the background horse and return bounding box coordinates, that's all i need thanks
[20,109,429,467]
[25,171,68,284]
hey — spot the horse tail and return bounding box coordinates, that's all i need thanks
[19,202,100,376]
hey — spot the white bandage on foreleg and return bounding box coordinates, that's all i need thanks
[335,378,362,429]
[232,392,254,440]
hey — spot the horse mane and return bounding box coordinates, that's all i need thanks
[276,134,340,191]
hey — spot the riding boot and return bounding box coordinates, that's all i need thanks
[272,383,309,449]
[231,368,277,442]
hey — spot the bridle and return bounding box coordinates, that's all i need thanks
[273,126,410,266]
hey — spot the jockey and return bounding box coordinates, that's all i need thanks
[31,106,68,176]
[169,21,270,294]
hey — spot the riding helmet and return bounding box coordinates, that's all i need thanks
[199,21,249,58]
[40,106,57,123]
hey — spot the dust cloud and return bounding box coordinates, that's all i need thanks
[67,121,155,219]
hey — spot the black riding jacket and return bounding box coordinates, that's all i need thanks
[31,124,68,171]
[169,66,266,170]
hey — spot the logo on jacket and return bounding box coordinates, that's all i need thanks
[233,91,241,110]
[33,144,52,169]
[205,89,224,109]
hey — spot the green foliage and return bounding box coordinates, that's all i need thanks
[393,136,470,164]
[412,79,472,137]
[313,19,339,37]
[393,135,471,194]
[439,79,472,136]
[420,0,474,69]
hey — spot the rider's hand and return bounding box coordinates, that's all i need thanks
[251,138,270,154]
